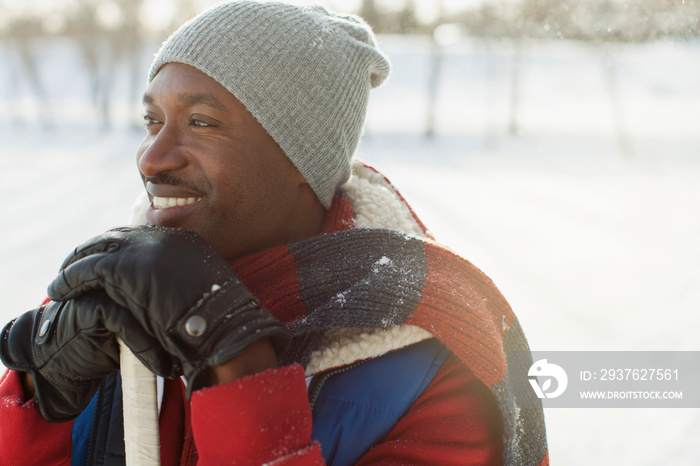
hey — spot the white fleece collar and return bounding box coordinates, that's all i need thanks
[303,162,433,375]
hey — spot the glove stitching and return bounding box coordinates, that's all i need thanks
[169,285,268,372]
[39,319,117,380]
[96,276,156,334]
[61,241,120,271]
[165,278,237,339]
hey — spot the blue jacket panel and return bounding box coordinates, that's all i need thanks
[72,339,449,465]
[71,371,125,466]
[309,339,449,466]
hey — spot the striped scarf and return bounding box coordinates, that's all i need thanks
[227,162,548,465]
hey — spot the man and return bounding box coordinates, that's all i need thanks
[0,2,547,464]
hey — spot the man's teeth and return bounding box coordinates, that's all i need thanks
[153,197,201,209]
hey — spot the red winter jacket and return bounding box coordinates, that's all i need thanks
[0,353,503,465]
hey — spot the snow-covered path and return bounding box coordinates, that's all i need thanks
[1,35,699,465]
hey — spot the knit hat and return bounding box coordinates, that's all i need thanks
[148,1,391,209]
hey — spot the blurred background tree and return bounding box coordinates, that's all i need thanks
[0,0,697,129]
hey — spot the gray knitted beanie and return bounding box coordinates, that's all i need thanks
[148,1,390,208]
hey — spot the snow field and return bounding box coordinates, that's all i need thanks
[1,34,699,465]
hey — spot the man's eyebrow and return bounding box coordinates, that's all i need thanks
[141,92,225,112]
[178,93,226,112]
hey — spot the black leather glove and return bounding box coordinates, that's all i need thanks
[47,226,291,397]
[0,291,166,422]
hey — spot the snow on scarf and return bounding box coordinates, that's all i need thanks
[227,162,549,465]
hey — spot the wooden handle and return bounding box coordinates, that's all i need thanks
[119,339,161,465]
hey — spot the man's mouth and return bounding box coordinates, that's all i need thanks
[152,196,202,210]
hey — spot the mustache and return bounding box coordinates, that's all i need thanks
[145,173,205,195]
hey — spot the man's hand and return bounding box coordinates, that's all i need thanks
[47,226,291,396]
[0,292,168,422]
[204,338,279,386]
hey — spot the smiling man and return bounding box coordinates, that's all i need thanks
[0,2,547,465]
[138,63,325,260]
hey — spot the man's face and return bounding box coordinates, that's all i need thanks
[137,63,310,259]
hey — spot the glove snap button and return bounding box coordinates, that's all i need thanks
[185,315,207,337]
[38,319,51,338]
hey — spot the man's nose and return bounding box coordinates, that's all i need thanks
[137,127,188,177]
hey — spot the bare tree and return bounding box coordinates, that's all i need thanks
[67,0,114,128]
[360,0,382,32]
[6,17,51,128]
[114,0,145,128]
[65,0,146,129]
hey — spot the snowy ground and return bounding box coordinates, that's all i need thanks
[1,35,699,465]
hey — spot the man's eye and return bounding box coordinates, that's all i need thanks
[192,119,210,127]
[143,115,161,126]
